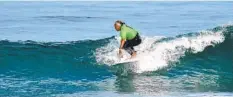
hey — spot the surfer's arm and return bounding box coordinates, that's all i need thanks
[119,30,126,56]
[119,39,126,54]
[120,39,126,49]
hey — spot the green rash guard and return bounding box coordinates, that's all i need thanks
[120,24,138,40]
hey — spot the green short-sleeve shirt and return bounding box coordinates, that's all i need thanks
[120,24,138,40]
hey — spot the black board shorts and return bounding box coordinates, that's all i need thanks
[123,33,142,55]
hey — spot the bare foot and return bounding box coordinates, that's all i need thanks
[130,51,137,59]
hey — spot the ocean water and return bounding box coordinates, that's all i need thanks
[0,1,233,97]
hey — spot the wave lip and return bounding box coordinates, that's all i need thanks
[96,26,227,73]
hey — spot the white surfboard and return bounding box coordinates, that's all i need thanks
[116,57,139,64]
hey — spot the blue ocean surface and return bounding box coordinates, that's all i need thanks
[0,1,233,97]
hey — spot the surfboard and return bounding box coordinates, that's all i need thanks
[116,58,139,64]
[112,58,139,75]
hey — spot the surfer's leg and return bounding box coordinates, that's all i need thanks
[130,47,137,58]
[123,41,135,55]
[123,38,139,58]
[124,47,134,55]
[131,47,136,54]
[127,35,141,58]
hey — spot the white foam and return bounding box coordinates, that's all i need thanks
[95,30,225,73]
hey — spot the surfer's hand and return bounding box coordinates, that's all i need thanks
[118,49,123,58]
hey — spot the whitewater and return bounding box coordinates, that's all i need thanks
[96,27,225,73]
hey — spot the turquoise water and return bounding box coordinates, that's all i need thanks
[0,1,233,97]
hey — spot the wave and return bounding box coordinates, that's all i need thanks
[1,24,233,74]
[0,37,113,81]
[96,24,233,73]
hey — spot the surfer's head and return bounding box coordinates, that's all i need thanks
[114,20,125,31]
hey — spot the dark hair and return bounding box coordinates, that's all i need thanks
[115,20,125,26]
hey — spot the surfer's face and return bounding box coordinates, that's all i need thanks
[114,22,121,31]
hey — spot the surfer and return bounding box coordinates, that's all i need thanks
[114,20,142,58]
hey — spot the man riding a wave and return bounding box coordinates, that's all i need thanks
[114,20,142,58]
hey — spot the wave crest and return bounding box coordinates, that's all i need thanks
[95,26,227,73]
